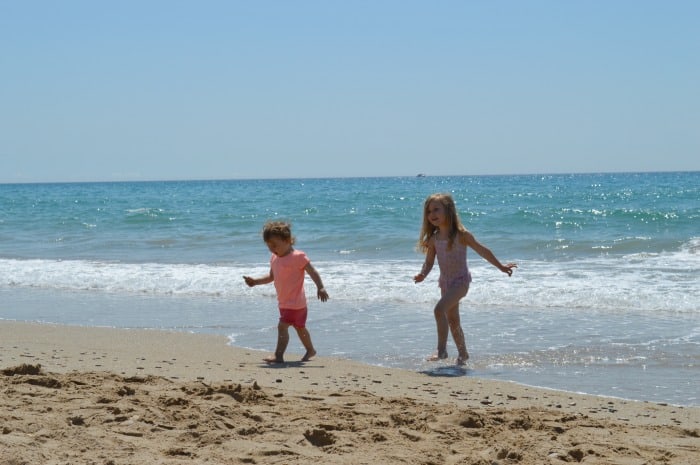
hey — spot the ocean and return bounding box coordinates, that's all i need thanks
[1,172,698,406]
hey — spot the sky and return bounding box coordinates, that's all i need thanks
[1,1,698,183]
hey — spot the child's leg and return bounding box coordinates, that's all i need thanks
[264,321,291,363]
[428,285,468,362]
[294,326,317,361]
[429,307,450,360]
[446,303,469,364]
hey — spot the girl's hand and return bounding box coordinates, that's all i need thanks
[243,276,256,287]
[414,273,426,283]
[501,263,517,276]
[317,287,329,302]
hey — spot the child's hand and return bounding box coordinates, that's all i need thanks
[317,287,329,302]
[501,263,517,276]
[243,276,256,287]
[414,273,426,283]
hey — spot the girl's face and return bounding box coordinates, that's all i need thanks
[427,200,448,229]
[266,236,293,257]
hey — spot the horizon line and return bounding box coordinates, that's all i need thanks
[1,169,698,186]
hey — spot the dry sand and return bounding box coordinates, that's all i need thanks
[1,321,697,464]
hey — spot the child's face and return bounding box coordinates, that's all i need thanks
[266,236,293,257]
[427,200,447,228]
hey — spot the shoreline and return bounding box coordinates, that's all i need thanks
[4,286,697,407]
[2,321,698,464]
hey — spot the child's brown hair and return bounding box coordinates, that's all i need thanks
[263,221,295,244]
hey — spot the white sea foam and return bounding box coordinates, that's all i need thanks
[2,245,697,314]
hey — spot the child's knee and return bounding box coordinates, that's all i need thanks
[434,302,450,314]
[277,321,291,331]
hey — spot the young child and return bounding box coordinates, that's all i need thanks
[414,193,516,365]
[244,221,329,364]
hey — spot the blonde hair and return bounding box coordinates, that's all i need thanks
[417,193,466,253]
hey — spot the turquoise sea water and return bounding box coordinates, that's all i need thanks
[1,172,698,405]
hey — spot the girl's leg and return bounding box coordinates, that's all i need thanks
[294,327,317,361]
[428,284,468,362]
[264,321,290,363]
[429,303,449,360]
[446,302,469,365]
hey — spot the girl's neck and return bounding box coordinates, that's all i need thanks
[434,226,451,240]
[278,245,294,257]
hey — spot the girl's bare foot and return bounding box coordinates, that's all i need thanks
[263,355,284,364]
[426,350,448,361]
[301,349,317,362]
[456,351,469,366]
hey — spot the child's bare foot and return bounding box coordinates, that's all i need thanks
[301,349,317,362]
[263,355,284,364]
[426,350,448,362]
[456,351,469,366]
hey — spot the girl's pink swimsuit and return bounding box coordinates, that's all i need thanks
[435,238,472,293]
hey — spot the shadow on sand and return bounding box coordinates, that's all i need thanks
[420,365,470,377]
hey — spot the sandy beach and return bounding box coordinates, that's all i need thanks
[1,321,697,465]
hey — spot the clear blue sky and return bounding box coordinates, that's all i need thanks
[2,1,698,183]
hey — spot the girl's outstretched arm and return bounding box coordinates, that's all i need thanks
[243,269,274,287]
[461,231,517,276]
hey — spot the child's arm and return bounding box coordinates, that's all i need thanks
[461,231,517,276]
[243,269,274,287]
[414,239,436,283]
[304,263,329,302]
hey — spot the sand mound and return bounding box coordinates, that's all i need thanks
[1,366,697,464]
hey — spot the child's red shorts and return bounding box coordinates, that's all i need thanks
[278,307,308,329]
